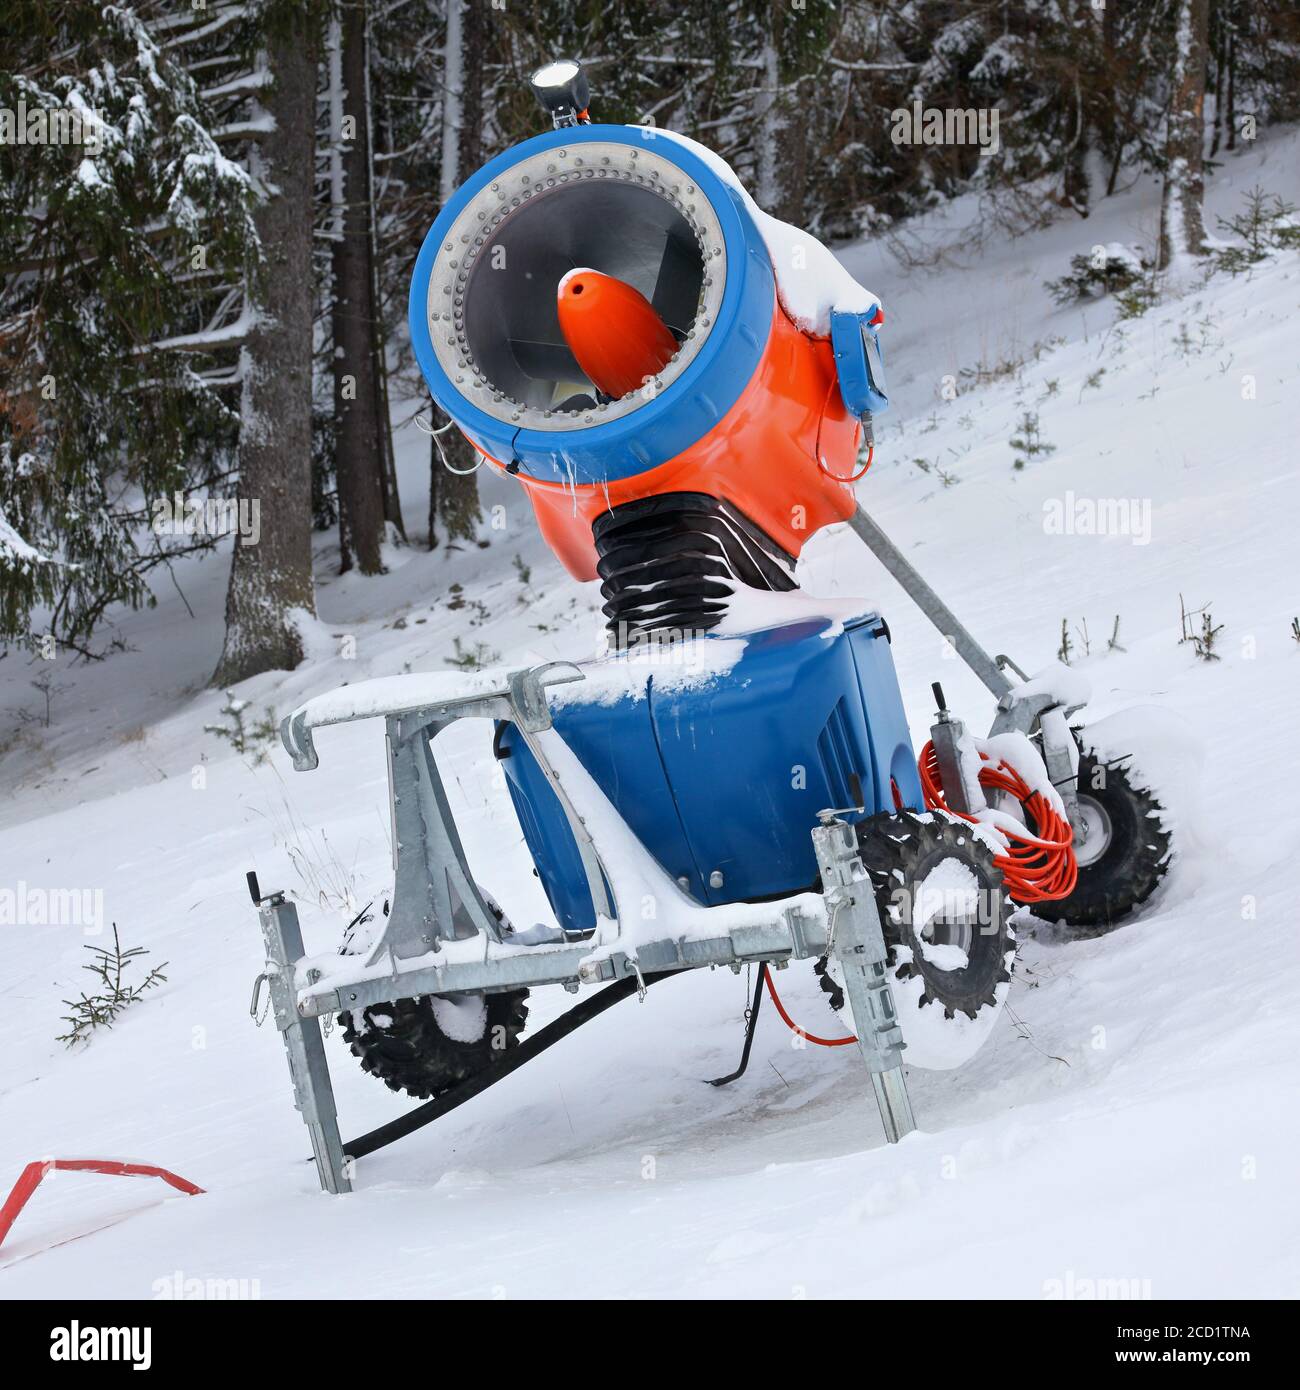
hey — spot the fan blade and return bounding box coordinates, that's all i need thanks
[508,338,583,381]
[649,230,699,336]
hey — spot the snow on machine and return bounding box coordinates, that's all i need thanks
[249,61,1171,1192]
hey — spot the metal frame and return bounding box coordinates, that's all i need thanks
[253,504,1094,1191]
[256,661,916,1193]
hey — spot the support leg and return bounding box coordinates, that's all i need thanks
[811,817,916,1143]
[257,893,352,1194]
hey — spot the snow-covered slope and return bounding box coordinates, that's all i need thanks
[2,131,1298,1299]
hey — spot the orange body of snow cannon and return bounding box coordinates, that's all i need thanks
[507,300,864,580]
[556,269,679,399]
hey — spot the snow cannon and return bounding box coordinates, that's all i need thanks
[408,110,889,614]
[245,62,1176,1198]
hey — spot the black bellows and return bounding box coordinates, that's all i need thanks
[593,493,797,644]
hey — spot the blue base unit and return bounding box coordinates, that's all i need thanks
[498,612,922,936]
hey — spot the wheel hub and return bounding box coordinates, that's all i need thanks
[911,859,980,970]
[1072,793,1113,868]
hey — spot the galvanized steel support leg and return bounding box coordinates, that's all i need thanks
[258,893,352,1194]
[811,816,916,1144]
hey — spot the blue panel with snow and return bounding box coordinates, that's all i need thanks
[497,613,920,935]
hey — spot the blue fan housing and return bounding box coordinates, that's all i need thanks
[498,614,921,935]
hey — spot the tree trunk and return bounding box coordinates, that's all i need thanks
[459,0,486,173]
[1225,7,1237,152]
[1102,0,1124,198]
[373,315,403,537]
[427,0,482,545]
[427,417,439,551]
[213,22,319,686]
[331,0,386,575]
[440,0,463,205]
[364,1,403,540]
[1063,75,1090,215]
[1158,0,1209,272]
[428,407,482,547]
[756,33,782,212]
[780,71,812,225]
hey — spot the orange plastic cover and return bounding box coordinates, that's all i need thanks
[476,302,862,579]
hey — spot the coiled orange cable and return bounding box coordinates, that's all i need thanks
[918,741,1078,904]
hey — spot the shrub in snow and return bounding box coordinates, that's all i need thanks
[204,693,279,762]
[1212,187,1300,276]
[1178,596,1224,663]
[1046,244,1146,304]
[1010,411,1056,470]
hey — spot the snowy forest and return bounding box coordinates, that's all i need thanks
[5,0,1300,1318]
[2,1,1299,677]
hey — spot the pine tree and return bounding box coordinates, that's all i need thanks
[0,2,258,655]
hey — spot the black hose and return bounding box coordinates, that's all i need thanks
[340,969,675,1161]
[707,962,767,1086]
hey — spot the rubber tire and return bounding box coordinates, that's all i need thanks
[818,811,1014,1023]
[1045,752,1171,936]
[337,898,529,1101]
[339,991,530,1101]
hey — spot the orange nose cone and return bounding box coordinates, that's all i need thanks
[556,269,678,399]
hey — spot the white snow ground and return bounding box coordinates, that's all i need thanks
[2,130,1299,1300]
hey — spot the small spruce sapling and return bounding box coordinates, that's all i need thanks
[1045,245,1145,304]
[57,925,168,1048]
[1011,411,1056,470]
[1213,187,1300,276]
[204,693,279,761]
[445,637,500,670]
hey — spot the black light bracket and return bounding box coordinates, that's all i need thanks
[529,58,591,129]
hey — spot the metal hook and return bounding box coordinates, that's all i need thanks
[419,411,484,477]
[249,972,270,1026]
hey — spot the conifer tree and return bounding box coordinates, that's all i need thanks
[0,2,258,654]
